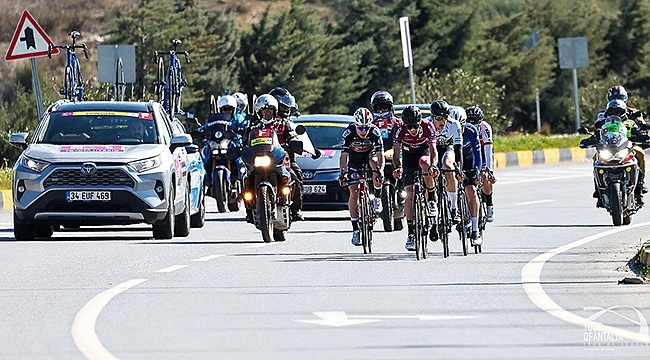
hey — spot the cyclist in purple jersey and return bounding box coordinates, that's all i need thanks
[339,108,385,246]
[392,105,439,251]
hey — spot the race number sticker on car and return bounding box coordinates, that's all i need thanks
[60,145,125,152]
[251,137,273,146]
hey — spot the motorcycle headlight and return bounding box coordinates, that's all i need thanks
[599,149,613,161]
[254,155,271,167]
[615,148,629,159]
[20,156,50,173]
[129,155,162,172]
[219,139,230,150]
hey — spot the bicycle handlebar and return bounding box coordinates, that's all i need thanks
[154,51,191,63]
[48,44,89,59]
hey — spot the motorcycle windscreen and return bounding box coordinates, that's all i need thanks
[204,113,232,140]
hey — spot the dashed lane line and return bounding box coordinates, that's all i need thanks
[154,265,189,273]
[192,254,225,262]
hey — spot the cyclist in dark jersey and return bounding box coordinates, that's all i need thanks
[392,105,438,251]
[339,107,385,246]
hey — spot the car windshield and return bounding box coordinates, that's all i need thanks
[35,111,158,145]
[301,123,347,149]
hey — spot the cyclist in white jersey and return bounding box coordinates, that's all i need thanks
[429,100,463,223]
[466,106,496,222]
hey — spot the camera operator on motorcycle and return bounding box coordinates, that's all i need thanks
[429,100,464,225]
[369,90,402,216]
[339,107,385,246]
[466,105,497,222]
[457,109,484,246]
[268,87,310,221]
[392,106,438,251]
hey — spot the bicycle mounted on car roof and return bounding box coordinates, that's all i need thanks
[154,39,190,117]
[48,31,89,102]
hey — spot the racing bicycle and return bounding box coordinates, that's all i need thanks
[436,168,456,258]
[154,39,190,117]
[412,170,432,260]
[456,171,471,256]
[355,163,377,254]
[48,31,89,102]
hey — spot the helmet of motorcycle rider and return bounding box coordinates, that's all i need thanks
[430,99,450,117]
[605,99,627,117]
[401,105,422,128]
[217,95,237,116]
[606,85,628,102]
[449,106,467,129]
[254,94,279,124]
[466,105,485,125]
[269,87,297,118]
[233,92,248,112]
[370,90,394,119]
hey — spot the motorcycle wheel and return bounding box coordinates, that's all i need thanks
[609,183,623,226]
[394,217,404,231]
[228,180,242,212]
[257,186,274,243]
[212,170,227,213]
[381,184,394,232]
[273,230,286,242]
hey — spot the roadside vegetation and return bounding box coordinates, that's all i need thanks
[0,166,11,190]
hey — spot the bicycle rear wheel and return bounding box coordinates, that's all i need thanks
[438,187,450,258]
[359,191,372,254]
[457,189,470,256]
[155,57,165,105]
[477,198,486,254]
[64,66,73,101]
[169,69,180,116]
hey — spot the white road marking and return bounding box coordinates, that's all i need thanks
[192,254,225,262]
[295,311,480,327]
[72,278,147,360]
[155,265,188,273]
[521,221,650,343]
[515,199,555,206]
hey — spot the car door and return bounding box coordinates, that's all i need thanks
[155,106,188,211]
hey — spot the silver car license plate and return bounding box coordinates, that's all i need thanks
[66,191,111,202]
[303,185,326,195]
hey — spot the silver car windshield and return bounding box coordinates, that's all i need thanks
[303,124,346,149]
[36,111,159,145]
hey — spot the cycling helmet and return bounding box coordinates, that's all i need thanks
[217,95,237,115]
[254,94,279,123]
[233,92,248,111]
[401,105,422,126]
[466,105,484,125]
[269,87,297,118]
[353,107,373,126]
[449,106,467,128]
[430,99,450,117]
[605,99,627,117]
[606,85,628,102]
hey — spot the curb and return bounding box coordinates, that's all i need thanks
[494,147,596,168]
[1,189,10,211]
[638,241,650,272]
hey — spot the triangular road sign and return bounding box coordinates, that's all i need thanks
[5,11,59,61]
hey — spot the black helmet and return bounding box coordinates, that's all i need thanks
[466,105,484,124]
[269,87,297,117]
[605,99,627,117]
[401,105,422,126]
[370,90,394,120]
[430,99,450,117]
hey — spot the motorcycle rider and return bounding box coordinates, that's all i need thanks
[429,99,464,224]
[268,87,307,221]
[339,107,385,246]
[233,92,248,118]
[456,110,484,246]
[392,105,438,251]
[369,90,402,214]
[466,105,497,222]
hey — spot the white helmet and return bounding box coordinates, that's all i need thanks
[448,105,467,128]
[254,94,278,124]
[233,92,248,111]
[217,95,237,114]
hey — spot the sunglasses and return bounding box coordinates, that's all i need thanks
[356,125,370,132]
[434,115,446,122]
[220,106,234,113]
[405,124,420,130]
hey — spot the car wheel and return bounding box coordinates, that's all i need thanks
[13,212,33,241]
[190,186,205,228]
[174,183,191,237]
[33,222,53,239]
[153,188,175,240]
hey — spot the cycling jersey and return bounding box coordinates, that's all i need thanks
[428,115,462,147]
[392,119,437,153]
[341,123,383,154]
[476,120,494,169]
[463,123,482,171]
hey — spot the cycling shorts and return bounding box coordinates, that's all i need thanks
[402,146,430,186]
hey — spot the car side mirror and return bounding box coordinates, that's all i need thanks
[577,127,590,135]
[171,133,192,152]
[10,132,28,150]
[186,143,199,154]
[295,124,306,135]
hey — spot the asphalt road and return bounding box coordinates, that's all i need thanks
[1,161,649,359]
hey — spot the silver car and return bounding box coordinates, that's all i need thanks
[10,100,194,240]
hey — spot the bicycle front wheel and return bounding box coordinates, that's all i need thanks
[64,66,73,101]
[413,190,426,260]
[457,189,470,256]
[169,69,179,116]
[156,57,165,105]
[438,188,450,258]
[359,191,372,254]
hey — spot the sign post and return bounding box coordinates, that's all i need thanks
[399,17,416,104]
[524,29,541,132]
[5,11,59,119]
[558,37,589,130]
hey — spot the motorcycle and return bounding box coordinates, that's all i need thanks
[237,124,304,242]
[201,112,244,213]
[579,116,650,226]
[379,149,406,232]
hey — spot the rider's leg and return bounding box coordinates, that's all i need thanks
[404,185,414,232]
[348,183,360,227]
[442,149,457,211]
[634,146,647,199]
[466,183,480,231]
[369,155,383,213]
[289,158,304,220]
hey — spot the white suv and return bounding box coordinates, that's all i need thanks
[10,100,194,240]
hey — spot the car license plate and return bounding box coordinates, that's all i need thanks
[66,191,111,202]
[303,185,326,195]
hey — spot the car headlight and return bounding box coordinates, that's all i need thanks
[254,155,271,167]
[20,156,50,173]
[129,155,162,172]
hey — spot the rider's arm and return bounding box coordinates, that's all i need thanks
[339,152,349,176]
[371,127,385,170]
[392,145,402,169]
[469,126,482,171]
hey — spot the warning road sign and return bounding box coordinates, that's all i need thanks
[5,11,59,61]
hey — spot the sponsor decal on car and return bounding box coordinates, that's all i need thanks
[60,145,125,152]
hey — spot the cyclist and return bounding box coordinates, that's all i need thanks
[339,107,384,246]
[369,90,402,214]
[456,109,484,246]
[269,87,306,221]
[392,105,438,251]
[466,105,496,222]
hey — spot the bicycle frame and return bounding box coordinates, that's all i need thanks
[48,31,88,102]
[355,164,375,254]
[412,170,430,260]
[436,169,453,258]
[154,39,190,117]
